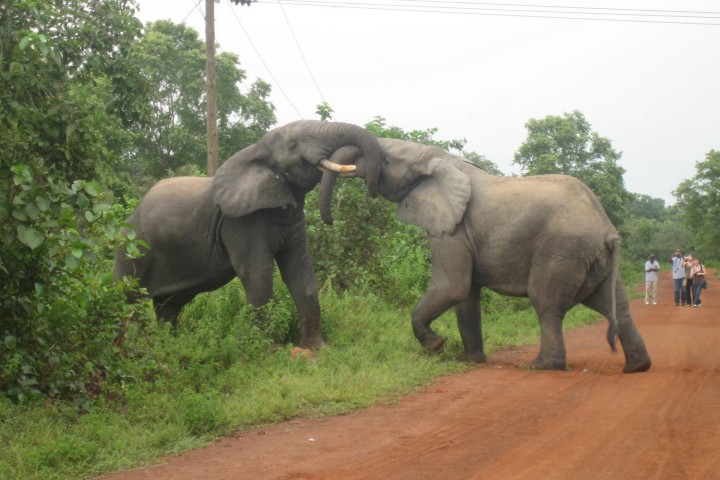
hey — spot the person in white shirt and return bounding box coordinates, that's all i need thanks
[644,254,660,305]
[669,250,687,306]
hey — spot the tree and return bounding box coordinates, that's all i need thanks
[1,0,148,402]
[1,0,145,181]
[120,20,275,194]
[514,111,632,229]
[366,116,466,151]
[630,194,667,222]
[316,102,334,121]
[674,150,720,259]
[364,117,502,173]
[463,151,504,176]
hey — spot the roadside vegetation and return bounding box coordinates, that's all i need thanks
[0,276,606,480]
[1,2,717,479]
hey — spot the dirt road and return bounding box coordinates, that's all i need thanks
[101,270,720,480]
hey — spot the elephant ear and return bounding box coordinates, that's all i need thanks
[397,157,471,237]
[213,155,296,218]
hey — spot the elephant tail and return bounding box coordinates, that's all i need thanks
[605,235,622,352]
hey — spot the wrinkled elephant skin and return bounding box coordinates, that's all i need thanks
[330,138,651,373]
[113,120,384,349]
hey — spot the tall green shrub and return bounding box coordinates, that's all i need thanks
[0,162,148,404]
[0,0,151,403]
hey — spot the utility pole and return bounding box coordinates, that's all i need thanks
[206,0,252,176]
[205,0,219,176]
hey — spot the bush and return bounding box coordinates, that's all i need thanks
[306,179,398,292]
[0,161,148,404]
[177,393,228,436]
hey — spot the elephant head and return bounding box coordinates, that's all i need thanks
[319,138,471,235]
[214,120,383,218]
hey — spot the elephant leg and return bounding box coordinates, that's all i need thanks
[583,278,651,373]
[533,310,568,370]
[238,262,274,308]
[527,268,582,370]
[228,245,276,336]
[455,286,486,363]
[412,241,472,352]
[276,246,324,350]
[528,287,571,370]
[617,323,652,373]
[153,295,191,332]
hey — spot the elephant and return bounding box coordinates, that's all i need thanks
[319,138,651,373]
[113,120,384,350]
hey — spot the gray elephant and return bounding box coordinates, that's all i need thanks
[320,138,651,373]
[114,120,384,350]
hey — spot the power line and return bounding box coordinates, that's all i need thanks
[278,0,327,103]
[224,0,304,117]
[187,0,719,126]
[172,0,305,120]
[356,0,720,17]
[259,0,720,26]
[181,0,205,24]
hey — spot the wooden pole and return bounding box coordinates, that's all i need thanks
[205,0,219,176]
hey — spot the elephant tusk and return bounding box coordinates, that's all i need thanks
[319,159,357,173]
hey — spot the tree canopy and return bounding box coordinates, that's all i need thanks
[1,0,149,403]
[365,117,502,174]
[117,20,275,197]
[630,194,667,222]
[1,0,145,180]
[674,149,720,258]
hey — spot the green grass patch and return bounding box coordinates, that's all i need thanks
[1,281,610,480]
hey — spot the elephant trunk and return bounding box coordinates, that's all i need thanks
[319,145,363,225]
[299,121,382,198]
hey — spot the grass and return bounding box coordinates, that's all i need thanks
[0,282,607,480]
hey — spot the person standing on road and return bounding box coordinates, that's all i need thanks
[669,250,687,306]
[684,254,695,307]
[644,253,660,305]
[691,257,707,307]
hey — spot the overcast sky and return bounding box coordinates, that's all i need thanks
[135,0,720,205]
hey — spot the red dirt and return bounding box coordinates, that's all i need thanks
[99,270,720,480]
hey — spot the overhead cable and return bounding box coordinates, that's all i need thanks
[259,0,720,26]
[278,0,327,103]
[224,0,304,117]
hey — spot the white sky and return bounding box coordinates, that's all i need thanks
[135,0,720,206]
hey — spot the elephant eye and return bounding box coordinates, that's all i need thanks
[288,140,298,151]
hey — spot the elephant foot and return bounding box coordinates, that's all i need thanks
[618,337,652,373]
[459,350,487,363]
[530,355,567,371]
[623,356,651,373]
[422,333,446,353]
